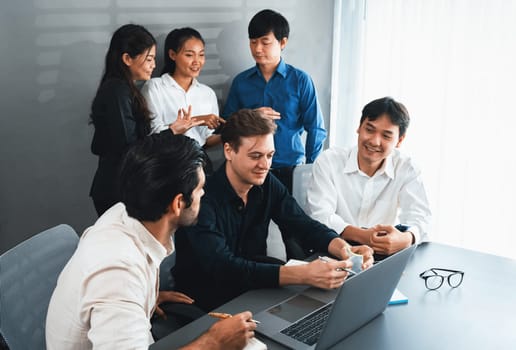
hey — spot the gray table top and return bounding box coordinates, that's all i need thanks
[151,242,516,350]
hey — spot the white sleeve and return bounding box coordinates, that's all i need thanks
[82,263,154,350]
[398,163,432,243]
[306,151,349,234]
[141,80,170,134]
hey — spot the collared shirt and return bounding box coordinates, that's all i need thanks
[141,73,217,145]
[223,59,327,167]
[173,164,339,311]
[46,203,170,350]
[307,147,431,243]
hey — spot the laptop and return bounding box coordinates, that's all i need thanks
[254,244,416,350]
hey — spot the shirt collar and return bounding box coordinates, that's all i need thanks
[211,163,265,204]
[246,57,287,79]
[343,147,360,174]
[121,204,170,266]
[161,73,200,90]
[345,146,395,180]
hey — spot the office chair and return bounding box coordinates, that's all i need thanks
[267,164,315,261]
[283,164,315,259]
[292,164,313,212]
[0,224,79,350]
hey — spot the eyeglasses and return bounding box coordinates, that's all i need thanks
[419,268,464,290]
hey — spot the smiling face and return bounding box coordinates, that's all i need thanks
[224,134,275,190]
[357,114,405,176]
[124,45,156,81]
[170,37,205,80]
[249,31,286,69]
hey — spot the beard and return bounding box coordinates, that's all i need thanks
[177,206,199,227]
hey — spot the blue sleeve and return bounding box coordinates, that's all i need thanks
[298,73,327,163]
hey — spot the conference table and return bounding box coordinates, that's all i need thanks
[151,242,516,350]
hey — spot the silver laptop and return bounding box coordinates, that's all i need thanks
[254,245,416,349]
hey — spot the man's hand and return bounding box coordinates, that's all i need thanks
[328,237,374,270]
[369,224,413,255]
[303,258,353,289]
[182,311,256,350]
[253,107,281,120]
[193,114,226,129]
[154,290,195,319]
[348,245,374,270]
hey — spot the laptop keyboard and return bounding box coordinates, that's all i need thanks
[280,303,333,346]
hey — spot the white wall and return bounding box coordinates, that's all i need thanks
[0,0,335,253]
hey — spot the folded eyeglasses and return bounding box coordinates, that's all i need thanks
[419,268,464,290]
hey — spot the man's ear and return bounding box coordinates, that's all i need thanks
[396,135,406,148]
[280,37,288,50]
[121,53,132,67]
[223,142,233,161]
[168,193,184,216]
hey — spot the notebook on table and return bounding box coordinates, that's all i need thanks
[254,244,416,350]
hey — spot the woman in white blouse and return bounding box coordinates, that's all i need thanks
[142,27,224,147]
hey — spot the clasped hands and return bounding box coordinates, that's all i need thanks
[365,224,413,255]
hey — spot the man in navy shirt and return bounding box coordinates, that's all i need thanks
[223,9,327,192]
[173,110,373,311]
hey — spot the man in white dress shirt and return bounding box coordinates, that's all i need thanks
[307,97,431,257]
[46,133,256,349]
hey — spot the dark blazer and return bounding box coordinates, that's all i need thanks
[89,78,149,212]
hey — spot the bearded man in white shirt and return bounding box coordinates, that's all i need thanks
[46,132,256,350]
[307,97,431,258]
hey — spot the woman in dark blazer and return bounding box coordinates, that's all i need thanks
[89,24,156,216]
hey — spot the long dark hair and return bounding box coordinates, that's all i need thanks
[162,27,205,75]
[95,24,156,128]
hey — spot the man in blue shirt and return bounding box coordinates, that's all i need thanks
[223,9,327,192]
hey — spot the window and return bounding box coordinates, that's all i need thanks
[332,0,516,258]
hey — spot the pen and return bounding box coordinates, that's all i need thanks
[318,256,356,276]
[208,312,261,324]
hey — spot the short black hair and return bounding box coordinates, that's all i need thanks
[360,97,410,138]
[119,132,206,221]
[221,109,277,152]
[248,9,290,41]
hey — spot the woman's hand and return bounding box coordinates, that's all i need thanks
[193,114,226,129]
[169,106,204,134]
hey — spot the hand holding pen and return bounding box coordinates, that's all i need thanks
[199,311,257,349]
[318,256,356,276]
[209,311,261,324]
